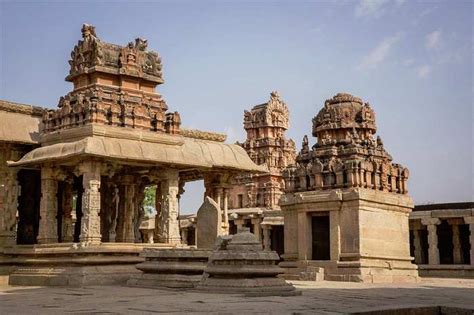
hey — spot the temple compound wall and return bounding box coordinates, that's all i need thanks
[409,202,474,278]
[281,93,418,283]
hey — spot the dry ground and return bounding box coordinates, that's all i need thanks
[1,278,473,314]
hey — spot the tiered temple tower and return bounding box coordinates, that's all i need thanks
[43,24,180,135]
[228,92,296,253]
[281,93,418,283]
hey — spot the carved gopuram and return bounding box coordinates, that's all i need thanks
[227,92,296,255]
[281,93,418,283]
[0,24,265,286]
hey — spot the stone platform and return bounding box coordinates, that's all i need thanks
[0,243,173,286]
[1,278,473,314]
[197,230,300,296]
[127,248,211,288]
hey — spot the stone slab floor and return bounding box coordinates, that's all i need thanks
[1,278,473,314]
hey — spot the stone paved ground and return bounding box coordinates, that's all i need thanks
[1,278,473,314]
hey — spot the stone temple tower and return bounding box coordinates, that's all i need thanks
[227,92,296,253]
[281,93,418,283]
[240,91,296,208]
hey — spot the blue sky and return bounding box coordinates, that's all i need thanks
[1,0,472,213]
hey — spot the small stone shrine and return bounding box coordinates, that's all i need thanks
[281,93,418,283]
[196,228,301,296]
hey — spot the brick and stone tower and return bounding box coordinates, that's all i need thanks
[43,23,181,135]
[228,92,296,253]
[281,93,418,283]
[230,91,296,211]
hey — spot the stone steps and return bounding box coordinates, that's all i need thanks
[280,266,325,281]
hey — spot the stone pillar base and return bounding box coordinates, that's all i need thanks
[0,231,16,248]
[326,258,419,283]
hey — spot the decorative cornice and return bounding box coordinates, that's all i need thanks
[0,100,45,117]
[180,128,227,142]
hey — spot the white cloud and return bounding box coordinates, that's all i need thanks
[355,0,389,18]
[417,65,432,79]
[425,30,442,50]
[357,33,402,70]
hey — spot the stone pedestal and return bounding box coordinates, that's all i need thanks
[37,168,58,244]
[128,248,211,288]
[196,229,300,296]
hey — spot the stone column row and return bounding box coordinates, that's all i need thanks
[420,216,474,266]
[37,162,102,245]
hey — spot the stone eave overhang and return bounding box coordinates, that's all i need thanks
[8,124,268,174]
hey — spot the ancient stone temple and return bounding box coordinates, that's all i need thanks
[0,24,265,286]
[281,93,418,283]
[227,92,296,255]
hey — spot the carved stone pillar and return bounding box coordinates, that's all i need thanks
[80,162,102,244]
[216,187,223,210]
[448,219,463,264]
[464,216,474,266]
[108,184,120,242]
[120,175,136,243]
[154,184,163,242]
[234,218,245,233]
[181,228,188,245]
[61,181,74,242]
[221,188,229,235]
[38,167,58,244]
[413,229,423,264]
[134,183,146,243]
[251,217,261,241]
[0,168,19,247]
[159,170,181,245]
[421,218,440,265]
[262,225,271,251]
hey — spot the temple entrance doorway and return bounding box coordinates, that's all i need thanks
[16,169,41,244]
[311,213,330,260]
[270,225,284,257]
